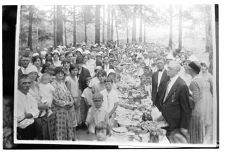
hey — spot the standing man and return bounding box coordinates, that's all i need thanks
[103,56,114,74]
[161,61,192,143]
[76,56,91,128]
[151,57,170,112]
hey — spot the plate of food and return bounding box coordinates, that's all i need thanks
[112,127,128,133]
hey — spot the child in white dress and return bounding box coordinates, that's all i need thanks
[39,73,55,117]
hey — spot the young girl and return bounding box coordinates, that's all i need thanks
[39,73,55,117]
[65,64,81,127]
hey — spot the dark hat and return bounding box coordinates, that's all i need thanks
[188,61,201,74]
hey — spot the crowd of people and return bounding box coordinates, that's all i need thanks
[16,42,214,144]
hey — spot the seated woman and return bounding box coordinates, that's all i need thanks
[49,67,76,140]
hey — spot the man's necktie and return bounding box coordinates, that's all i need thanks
[163,79,171,103]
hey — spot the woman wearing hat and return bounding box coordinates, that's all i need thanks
[187,61,213,144]
[49,67,76,140]
[52,50,61,67]
[26,65,50,140]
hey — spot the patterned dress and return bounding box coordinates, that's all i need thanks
[49,80,76,140]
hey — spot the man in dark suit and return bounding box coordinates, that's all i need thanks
[76,57,91,92]
[151,57,170,112]
[76,56,91,129]
[102,55,114,71]
[96,53,103,67]
[161,61,192,143]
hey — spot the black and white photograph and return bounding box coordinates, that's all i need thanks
[2,1,219,149]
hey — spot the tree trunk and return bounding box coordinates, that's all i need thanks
[64,21,67,46]
[63,6,67,46]
[95,5,101,45]
[56,6,63,46]
[73,6,76,47]
[205,5,213,74]
[168,5,173,49]
[107,5,111,42]
[115,10,119,46]
[205,5,213,53]
[82,6,88,44]
[139,5,143,43]
[178,5,182,51]
[28,5,33,51]
[132,6,137,43]
[110,8,114,41]
[144,19,146,43]
[53,5,56,48]
[126,19,129,44]
[102,5,105,43]
[84,23,87,43]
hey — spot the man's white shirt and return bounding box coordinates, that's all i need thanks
[16,90,39,129]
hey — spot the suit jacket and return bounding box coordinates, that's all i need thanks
[161,77,191,131]
[96,60,103,67]
[78,67,91,92]
[18,68,23,78]
[151,70,170,111]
